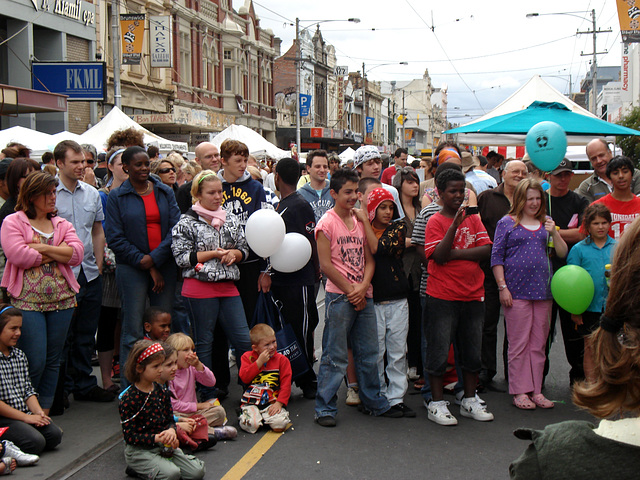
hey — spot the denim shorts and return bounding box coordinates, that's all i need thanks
[424,296,483,376]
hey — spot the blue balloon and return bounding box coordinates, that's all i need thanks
[525,121,567,172]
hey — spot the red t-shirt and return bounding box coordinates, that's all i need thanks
[380,165,398,185]
[424,212,492,301]
[141,190,162,251]
[593,194,640,240]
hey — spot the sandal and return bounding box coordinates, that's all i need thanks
[512,394,536,410]
[1,457,15,475]
[530,393,554,409]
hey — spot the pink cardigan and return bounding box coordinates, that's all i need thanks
[1,211,84,298]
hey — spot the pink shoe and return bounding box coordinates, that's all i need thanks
[530,394,554,409]
[512,394,536,410]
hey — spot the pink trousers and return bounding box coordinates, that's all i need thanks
[504,299,552,395]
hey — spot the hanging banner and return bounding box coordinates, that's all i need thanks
[621,42,632,102]
[616,0,640,43]
[150,16,172,68]
[120,13,145,65]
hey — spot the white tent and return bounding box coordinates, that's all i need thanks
[211,124,289,160]
[453,76,603,146]
[79,106,188,152]
[339,147,355,161]
[0,126,56,158]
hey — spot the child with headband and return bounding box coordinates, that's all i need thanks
[119,339,204,480]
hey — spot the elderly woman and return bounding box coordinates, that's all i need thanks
[0,171,84,413]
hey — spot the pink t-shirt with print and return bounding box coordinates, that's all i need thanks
[315,209,373,298]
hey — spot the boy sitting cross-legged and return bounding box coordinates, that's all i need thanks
[238,324,292,433]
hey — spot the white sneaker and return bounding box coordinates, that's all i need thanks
[345,386,361,406]
[454,391,486,406]
[427,400,458,426]
[407,367,420,381]
[460,397,494,422]
[2,440,39,466]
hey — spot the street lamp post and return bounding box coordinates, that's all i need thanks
[526,10,611,116]
[361,61,408,145]
[295,18,360,158]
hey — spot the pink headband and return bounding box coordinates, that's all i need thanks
[137,343,164,364]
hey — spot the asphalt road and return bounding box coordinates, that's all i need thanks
[64,298,592,480]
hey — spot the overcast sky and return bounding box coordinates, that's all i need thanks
[250,0,622,124]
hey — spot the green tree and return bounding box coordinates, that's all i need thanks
[617,106,640,168]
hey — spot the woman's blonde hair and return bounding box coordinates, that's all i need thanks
[189,169,220,204]
[573,217,640,417]
[165,332,195,351]
[181,160,202,179]
[508,178,546,226]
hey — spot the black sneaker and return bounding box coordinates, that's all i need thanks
[395,403,416,417]
[125,466,140,478]
[74,386,116,402]
[380,405,404,418]
[193,434,217,452]
[315,415,336,427]
[301,384,317,400]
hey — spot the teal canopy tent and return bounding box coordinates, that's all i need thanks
[445,101,640,146]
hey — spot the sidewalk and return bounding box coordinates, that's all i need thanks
[33,395,122,480]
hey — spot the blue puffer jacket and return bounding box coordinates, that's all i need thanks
[105,176,180,268]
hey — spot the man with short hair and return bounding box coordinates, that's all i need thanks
[477,159,528,389]
[381,148,408,185]
[545,158,590,385]
[485,151,504,184]
[271,158,320,399]
[176,142,221,213]
[576,138,640,203]
[54,140,113,403]
[298,150,334,222]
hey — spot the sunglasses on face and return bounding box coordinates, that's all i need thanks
[86,159,95,165]
[159,167,176,174]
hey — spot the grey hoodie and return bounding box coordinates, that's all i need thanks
[298,181,335,222]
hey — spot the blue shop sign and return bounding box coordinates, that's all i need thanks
[32,62,106,101]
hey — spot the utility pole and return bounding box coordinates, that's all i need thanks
[402,90,406,149]
[362,62,366,144]
[111,0,121,109]
[295,17,301,157]
[578,9,611,116]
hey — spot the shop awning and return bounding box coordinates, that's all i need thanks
[0,84,68,115]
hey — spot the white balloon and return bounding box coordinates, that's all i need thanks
[245,209,286,258]
[270,233,312,273]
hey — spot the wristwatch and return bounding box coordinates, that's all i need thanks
[498,284,508,291]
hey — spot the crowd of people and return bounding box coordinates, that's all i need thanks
[0,131,640,477]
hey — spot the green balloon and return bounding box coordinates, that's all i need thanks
[551,265,595,315]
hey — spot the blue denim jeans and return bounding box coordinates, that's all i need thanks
[315,293,389,418]
[185,295,251,400]
[18,308,75,409]
[172,278,192,335]
[117,262,176,388]
[64,271,102,395]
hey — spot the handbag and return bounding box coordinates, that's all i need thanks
[251,292,310,380]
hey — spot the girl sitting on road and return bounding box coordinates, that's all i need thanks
[0,305,61,457]
[119,340,205,480]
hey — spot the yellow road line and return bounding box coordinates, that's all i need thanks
[220,429,287,480]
